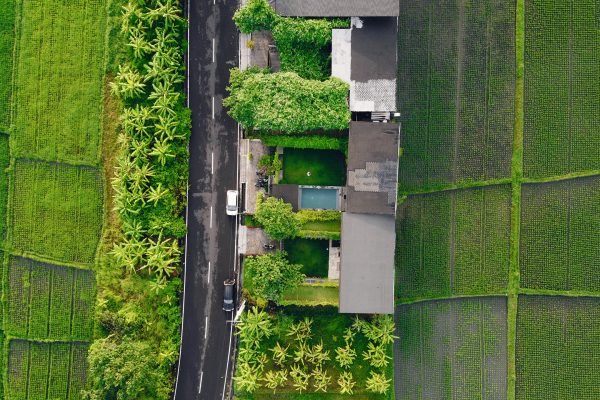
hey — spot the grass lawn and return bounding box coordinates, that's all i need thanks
[301,219,341,232]
[281,284,339,306]
[285,238,330,278]
[281,148,346,186]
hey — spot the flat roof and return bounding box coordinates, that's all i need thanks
[273,0,399,17]
[339,212,395,314]
[346,121,399,215]
[270,184,299,211]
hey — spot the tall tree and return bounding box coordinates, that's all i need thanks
[244,251,304,303]
[254,194,300,240]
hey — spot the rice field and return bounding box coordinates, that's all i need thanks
[5,256,95,341]
[516,296,600,399]
[0,134,9,245]
[11,0,107,164]
[5,339,89,400]
[395,185,511,301]
[394,297,507,399]
[523,0,600,178]
[9,159,103,265]
[520,176,600,291]
[0,0,15,129]
[397,0,515,191]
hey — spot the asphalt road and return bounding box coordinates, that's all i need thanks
[173,0,239,399]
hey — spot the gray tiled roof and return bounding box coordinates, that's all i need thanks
[273,0,399,17]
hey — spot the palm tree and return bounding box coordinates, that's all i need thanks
[289,364,310,393]
[111,64,146,99]
[372,315,398,345]
[146,183,169,206]
[365,371,391,394]
[152,91,180,116]
[337,371,356,395]
[270,342,289,366]
[127,27,151,59]
[335,344,356,369]
[293,340,308,366]
[154,114,183,141]
[311,367,331,393]
[149,138,175,166]
[147,0,183,26]
[234,359,262,393]
[120,1,140,34]
[236,307,272,349]
[307,340,330,365]
[362,342,391,368]
[122,219,145,239]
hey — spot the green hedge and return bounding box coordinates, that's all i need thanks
[251,133,349,157]
[296,209,341,224]
[298,230,341,240]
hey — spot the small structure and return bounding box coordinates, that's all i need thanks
[272,0,399,17]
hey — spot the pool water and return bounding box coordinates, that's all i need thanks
[299,187,339,210]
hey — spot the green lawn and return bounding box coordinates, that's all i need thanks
[282,284,339,306]
[281,148,346,186]
[285,238,330,278]
[301,219,341,232]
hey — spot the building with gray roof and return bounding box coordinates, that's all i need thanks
[272,0,399,17]
[339,212,395,314]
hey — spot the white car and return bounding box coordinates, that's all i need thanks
[226,190,238,216]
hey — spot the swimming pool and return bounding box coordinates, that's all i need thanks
[299,187,340,210]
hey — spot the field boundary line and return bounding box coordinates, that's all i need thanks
[507,0,525,398]
[518,288,600,298]
[521,169,600,184]
[398,178,512,196]
[396,293,508,306]
[4,249,95,271]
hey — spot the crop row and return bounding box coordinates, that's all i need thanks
[9,159,103,265]
[397,0,514,191]
[5,256,95,340]
[11,0,107,164]
[395,297,507,400]
[523,0,600,178]
[520,176,600,292]
[6,339,89,400]
[396,185,511,301]
[516,295,600,399]
[0,0,15,129]
[0,134,8,245]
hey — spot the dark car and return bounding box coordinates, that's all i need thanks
[223,279,235,312]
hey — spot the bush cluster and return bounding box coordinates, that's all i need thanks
[251,132,349,157]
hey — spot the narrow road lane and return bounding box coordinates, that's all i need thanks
[174,0,239,399]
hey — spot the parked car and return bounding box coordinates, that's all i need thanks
[223,279,236,312]
[226,190,238,216]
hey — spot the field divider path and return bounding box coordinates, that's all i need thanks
[507,0,525,398]
[398,178,512,196]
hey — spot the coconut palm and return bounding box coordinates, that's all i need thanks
[335,344,356,369]
[311,367,331,393]
[149,138,175,166]
[362,342,391,368]
[270,342,289,366]
[365,371,391,394]
[337,371,356,395]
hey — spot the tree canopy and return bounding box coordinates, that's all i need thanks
[244,251,305,303]
[254,193,301,240]
[233,0,279,33]
[223,68,350,133]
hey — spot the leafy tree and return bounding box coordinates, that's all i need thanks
[254,194,300,240]
[224,68,350,133]
[233,0,279,33]
[244,251,304,303]
[337,371,356,395]
[365,371,392,394]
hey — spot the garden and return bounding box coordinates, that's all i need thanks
[281,148,347,187]
[284,238,330,278]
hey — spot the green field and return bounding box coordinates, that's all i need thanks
[0,134,8,244]
[520,176,600,291]
[5,256,95,340]
[396,185,511,301]
[11,0,107,164]
[395,297,507,399]
[9,159,103,265]
[0,0,15,129]
[6,339,89,400]
[397,0,515,191]
[281,148,347,186]
[285,238,330,278]
[516,296,600,399]
[523,0,600,178]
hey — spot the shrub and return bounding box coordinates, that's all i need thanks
[244,251,305,303]
[251,133,349,157]
[255,193,301,240]
[296,209,341,224]
[233,0,279,33]
[224,68,350,133]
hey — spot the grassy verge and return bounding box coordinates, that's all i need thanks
[507,0,525,398]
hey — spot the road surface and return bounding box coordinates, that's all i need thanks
[173,0,239,399]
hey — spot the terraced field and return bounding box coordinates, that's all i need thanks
[397,0,515,191]
[523,0,600,178]
[516,296,600,399]
[396,185,511,301]
[395,297,507,399]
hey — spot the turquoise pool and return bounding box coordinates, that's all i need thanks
[299,187,340,210]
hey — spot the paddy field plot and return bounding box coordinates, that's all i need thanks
[0,134,8,244]
[397,0,515,191]
[9,159,103,265]
[520,176,600,291]
[6,339,89,400]
[0,0,16,129]
[5,256,95,341]
[396,185,511,302]
[394,297,507,400]
[516,296,600,400]
[523,0,600,178]
[11,0,107,164]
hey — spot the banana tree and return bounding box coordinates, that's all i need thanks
[149,138,175,166]
[146,183,169,206]
[289,364,310,393]
[335,344,356,369]
[337,371,356,395]
[270,342,289,366]
[362,341,391,368]
[311,367,331,393]
[366,371,391,394]
[236,307,272,349]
